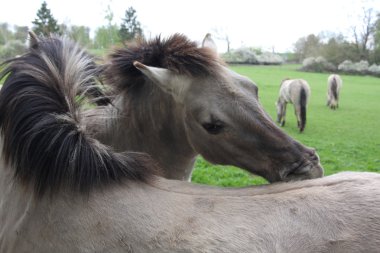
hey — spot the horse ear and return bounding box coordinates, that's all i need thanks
[201,33,217,54]
[133,61,190,102]
[29,31,39,49]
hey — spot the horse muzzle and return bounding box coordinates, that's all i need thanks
[281,150,324,182]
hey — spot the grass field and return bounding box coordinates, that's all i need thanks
[191,64,380,186]
[1,63,378,187]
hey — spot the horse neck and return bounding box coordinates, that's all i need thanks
[0,152,37,246]
[84,85,197,181]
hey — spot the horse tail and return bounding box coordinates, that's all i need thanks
[0,33,156,196]
[328,76,339,109]
[331,77,338,101]
[299,87,307,132]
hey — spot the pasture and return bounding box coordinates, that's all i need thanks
[192,64,380,186]
[1,62,378,186]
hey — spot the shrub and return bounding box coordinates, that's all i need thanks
[368,64,380,77]
[338,60,370,75]
[222,48,283,65]
[222,48,259,64]
[256,52,284,65]
[0,40,27,61]
[301,56,336,72]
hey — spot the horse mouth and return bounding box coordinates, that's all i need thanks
[280,159,324,182]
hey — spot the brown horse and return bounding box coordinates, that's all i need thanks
[84,34,322,182]
[276,79,311,132]
[0,34,379,253]
[327,74,343,110]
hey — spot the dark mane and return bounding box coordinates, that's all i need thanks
[0,35,156,197]
[105,33,224,91]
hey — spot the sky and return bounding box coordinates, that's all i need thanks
[1,0,380,52]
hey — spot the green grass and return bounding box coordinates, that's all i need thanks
[191,64,380,186]
[1,62,378,187]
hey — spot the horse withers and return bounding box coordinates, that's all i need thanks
[327,74,342,110]
[276,79,311,133]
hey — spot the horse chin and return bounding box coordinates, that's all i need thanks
[282,163,324,182]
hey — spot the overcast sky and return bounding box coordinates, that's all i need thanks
[2,0,379,52]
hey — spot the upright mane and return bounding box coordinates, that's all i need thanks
[105,33,224,91]
[0,34,156,196]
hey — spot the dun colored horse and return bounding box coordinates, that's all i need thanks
[327,74,342,110]
[276,79,311,132]
[84,35,322,181]
[0,34,379,253]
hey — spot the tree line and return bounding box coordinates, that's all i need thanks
[293,8,380,65]
[1,1,379,67]
[0,1,143,59]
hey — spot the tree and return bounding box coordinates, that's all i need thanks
[68,26,91,47]
[14,26,29,43]
[372,13,380,63]
[0,23,13,45]
[351,7,377,60]
[93,3,121,49]
[32,1,60,36]
[320,37,360,65]
[94,25,120,49]
[293,34,322,62]
[119,7,143,44]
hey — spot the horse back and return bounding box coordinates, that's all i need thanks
[328,74,342,100]
[280,79,310,104]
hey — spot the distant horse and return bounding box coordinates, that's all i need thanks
[0,34,379,253]
[83,34,323,182]
[276,79,311,132]
[327,74,342,110]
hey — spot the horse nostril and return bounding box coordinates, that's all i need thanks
[305,147,317,158]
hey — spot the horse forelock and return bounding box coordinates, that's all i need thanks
[0,35,157,197]
[105,34,224,91]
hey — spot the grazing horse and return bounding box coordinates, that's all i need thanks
[1,34,380,253]
[276,79,311,133]
[327,74,342,110]
[84,34,323,182]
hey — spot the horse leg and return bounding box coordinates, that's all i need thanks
[294,105,301,129]
[280,103,287,127]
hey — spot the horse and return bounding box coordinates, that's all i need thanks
[276,79,311,133]
[327,74,342,110]
[1,34,380,253]
[83,34,323,182]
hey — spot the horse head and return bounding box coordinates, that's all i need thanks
[113,34,323,183]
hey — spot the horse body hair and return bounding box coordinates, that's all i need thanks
[0,35,156,197]
[327,74,342,109]
[277,79,310,132]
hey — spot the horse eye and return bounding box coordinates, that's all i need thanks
[202,121,224,135]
